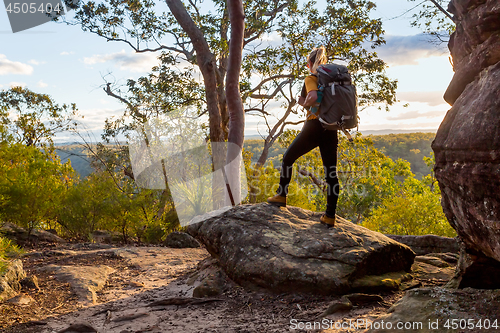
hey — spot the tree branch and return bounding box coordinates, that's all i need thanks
[244,1,288,45]
[244,107,270,116]
[428,0,455,22]
[249,78,294,100]
[298,167,327,190]
[104,37,194,59]
[103,83,147,123]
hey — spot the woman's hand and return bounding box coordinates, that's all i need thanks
[298,96,306,106]
[303,90,318,107]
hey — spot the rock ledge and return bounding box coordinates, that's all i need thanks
[188,203,415,295]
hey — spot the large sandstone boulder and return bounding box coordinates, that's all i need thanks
[187,203,415,295]
[444,0,500,104]
[433,0,500,274]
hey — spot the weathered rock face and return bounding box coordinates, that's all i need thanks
[446,242,500,289]
[0,259,26,302]
[444,0,500,104]
[163,231,200,248]
[1,222,65,244]
[433,0,500,265]
[368,287,500,333]
[385,235,459,255]
[36,265,115,305]
[187,203,415,295]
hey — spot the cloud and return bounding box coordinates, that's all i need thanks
[37,80,48,88]
[28,59,46,65]
[387,109,446,121]
[376,34,449,66]
[83,50,159,73]
[9,82,27,88]
[78,107,126,131]
[60,51,75,56]
[0,55,33,75]
[397,91,448,106]
[359,122,442,132]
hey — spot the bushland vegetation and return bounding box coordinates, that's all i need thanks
[0,0,456,256]
[244,131,455,237]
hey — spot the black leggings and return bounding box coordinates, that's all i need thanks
[277,119,339,217]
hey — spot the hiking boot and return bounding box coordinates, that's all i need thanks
[320,214,336,227]
[267,194,286,207]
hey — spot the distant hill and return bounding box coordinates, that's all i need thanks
[358,129,436,136]
[243,140,286,166]
[244,129,436,140]
[244,132,436,178]
[55,145,93,179]
[57,132,436,179]
[368,132,436,178]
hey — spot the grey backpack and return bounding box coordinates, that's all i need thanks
[315,64,358,133]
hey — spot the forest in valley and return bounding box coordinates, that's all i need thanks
[0,0,456,265]
[244,132,436,179]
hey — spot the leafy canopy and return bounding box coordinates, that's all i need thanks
[0,87,79,148]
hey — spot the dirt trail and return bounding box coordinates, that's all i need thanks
[0,243,454,333]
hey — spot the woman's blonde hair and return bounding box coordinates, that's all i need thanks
[307,46,327,73]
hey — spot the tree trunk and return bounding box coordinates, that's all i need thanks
[165,0,224,145]
[166,0,226,210]
[225,0,245,205]
[218,5,230,139]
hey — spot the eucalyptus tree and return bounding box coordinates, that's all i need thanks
[71,0,283,144]
[70,0,395,147]
[70,0,397,208]
[242,0,398,167]
[0,86,79,148]
[407,0,456,43]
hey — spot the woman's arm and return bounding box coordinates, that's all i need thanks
[298,90,318,107]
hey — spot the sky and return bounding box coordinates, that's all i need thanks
[0,0,454,142]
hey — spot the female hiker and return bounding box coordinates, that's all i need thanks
[267,46,339,227]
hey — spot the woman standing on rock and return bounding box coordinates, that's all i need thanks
[267,46,339,227]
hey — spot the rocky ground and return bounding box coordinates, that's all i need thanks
[0,241,457,333]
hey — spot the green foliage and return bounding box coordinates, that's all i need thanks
[369,132,436,178]
[83,143,179,242]
[0,142,75,233]
[408,0,455,43]
[336,134,414,223]
[58,172,117,238]
[0,236,23,276]
[58,169,177,243]
[0,87,79,148]
[245,130,453,237]
[0,139,178,244]
[362,178,455,237]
